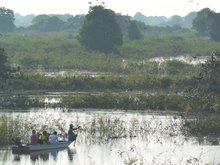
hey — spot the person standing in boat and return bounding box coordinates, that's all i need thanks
[68,124,80,142]
[30,130,38,144]
[49,131,58,144]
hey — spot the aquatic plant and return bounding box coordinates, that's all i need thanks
[1,110,219,148]
[183,114,220,137]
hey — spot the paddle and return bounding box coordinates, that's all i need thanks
[73,126,81,146]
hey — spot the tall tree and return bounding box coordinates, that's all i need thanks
[209,13,220,42]
[195,52,220,97]
[78,5,122,53]
[0,7,15,32]
[127,20,142,40]
[192,8,213,36]
[167,15,184,26]
[62,15,85,32]
[31,14,50,24]
[193,8,220,41]
[31,16,64,32]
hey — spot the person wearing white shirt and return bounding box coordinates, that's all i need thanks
[49,131,58,144]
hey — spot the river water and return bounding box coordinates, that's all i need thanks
[0,108,220,165]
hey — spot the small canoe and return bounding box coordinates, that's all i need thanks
[12,141,72,154]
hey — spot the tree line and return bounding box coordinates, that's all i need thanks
[192,8,220,41]
[1,5,220,53]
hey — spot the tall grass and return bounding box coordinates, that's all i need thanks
[1,33,220,70]
[1,111,219,147]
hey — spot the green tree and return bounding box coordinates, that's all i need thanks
[209,13,220,42]
[193,8,220,41]
[78,5,122,53]
[0,7,15,32]
[183,12,197,27]
[31,15,64,32]
[195,52,220,97]
[62,15,85,32]
[192,8,213,36]
[31,14,50,24]
[115,15,130,35]
[167,15,184,26]
[127,20,142,40]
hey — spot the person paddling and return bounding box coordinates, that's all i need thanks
[68,124,80,143]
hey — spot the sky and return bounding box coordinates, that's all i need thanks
[0,0,219,17]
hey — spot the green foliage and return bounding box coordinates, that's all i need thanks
[31,14,50,24]
[165,15,184,26]
[193,8,220,41]
[192,8,213,36]
[0,47,10,77]
[0,115,9,145]
[209,13,220,42]
[127,20,142,40]
[78,5,122,53]
[115,15,130,35]
[30,16,65,32]
[4,70,197,92]
[163,60,194,75]
[60,92,220,112]
[122,35,191,58]
[0,48,7,68]
[195,52,220,97]
[184,114,220,137]
[62,15,85,32]
[0,7,15,32]
[1,33,220,70]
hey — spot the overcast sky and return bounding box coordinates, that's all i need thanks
[0,0,219,17]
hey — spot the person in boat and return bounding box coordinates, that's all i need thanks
[38,131,49,144]
[49,131,58,144]
[68,124,80,142]
[30,130,38,144]
[12,137,21,146]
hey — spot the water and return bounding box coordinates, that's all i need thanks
[0,108,220,165]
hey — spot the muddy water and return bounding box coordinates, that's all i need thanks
[0,108,220,165]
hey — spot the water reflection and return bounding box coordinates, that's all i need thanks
[29,150,50,162]
[13,155,21,162]
[67,148,76,161]
[0,138,220,165]
[10,147,78,164]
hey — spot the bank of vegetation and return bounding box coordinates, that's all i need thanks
[1,33,220,70]
[0,5,220,143]
[0,34,219,114]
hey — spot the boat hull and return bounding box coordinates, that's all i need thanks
[12,141,71,154]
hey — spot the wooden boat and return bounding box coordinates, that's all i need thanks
[12,141,72,154]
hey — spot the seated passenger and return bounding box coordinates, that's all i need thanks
[12,137,22,146]
[30,130,38,144]
[49,131,58,144]
[39,131,49,144]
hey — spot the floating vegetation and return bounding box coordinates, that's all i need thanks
[1,92,219,113]
[183,114,220,137]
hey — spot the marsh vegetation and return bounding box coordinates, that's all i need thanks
[0,109,220,165]
[1,5,220,164]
